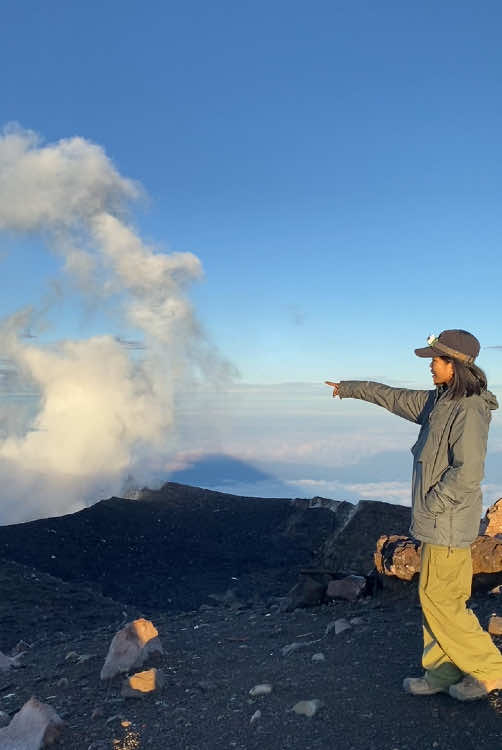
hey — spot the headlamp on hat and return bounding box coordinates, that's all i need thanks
[415,330,480,365]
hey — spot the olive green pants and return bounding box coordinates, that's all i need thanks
[419,543,502,688]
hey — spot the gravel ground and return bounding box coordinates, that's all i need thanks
[2,578,502,750]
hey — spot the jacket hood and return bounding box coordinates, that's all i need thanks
[482,389,499,411]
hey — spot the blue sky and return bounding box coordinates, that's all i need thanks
[0,1,501,521]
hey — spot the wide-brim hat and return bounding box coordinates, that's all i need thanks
[415,329,480,365]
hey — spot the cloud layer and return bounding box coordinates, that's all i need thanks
[0,125,233,523]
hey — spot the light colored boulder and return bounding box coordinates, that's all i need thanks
[0,697,63,749]
[100,618,163,680]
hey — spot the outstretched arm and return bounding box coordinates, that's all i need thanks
[325,380,433,424]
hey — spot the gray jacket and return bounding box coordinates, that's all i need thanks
[338,381,499,547]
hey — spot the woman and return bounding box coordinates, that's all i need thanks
[326,329,502,701]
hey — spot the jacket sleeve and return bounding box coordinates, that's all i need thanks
[424,405,488,513]
[338,381,432,424]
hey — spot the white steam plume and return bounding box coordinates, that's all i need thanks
[0,124,235,524]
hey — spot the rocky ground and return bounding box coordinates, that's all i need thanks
[3,580,502,750]
[1,484,502,749]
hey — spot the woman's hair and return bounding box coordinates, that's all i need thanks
[442,356,487,399]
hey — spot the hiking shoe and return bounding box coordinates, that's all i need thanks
[449,675,502,701]
[403,677,448,696]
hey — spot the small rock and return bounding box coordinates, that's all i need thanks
[13,640,32,655]
[121,668,165,698]
[488,615,502,636]
[281,642,305,657]
[249,684,272,697]
[57,677,69,689]
[325,618,351,636]
[0,651,23,672]
[311,653,325,662]
[334,618,351,635]
[326,575,366,602]
[283,575,326,611]
[292,699,323,717]
[250,710,261,724]
[208,589,242,608]
[105,714,123,725]
[197,680,217,692]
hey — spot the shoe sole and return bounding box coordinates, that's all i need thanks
[404,688,449,696]
[403,682,449,696]
[449,689,488,701]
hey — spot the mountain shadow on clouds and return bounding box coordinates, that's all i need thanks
[169,453,294,495]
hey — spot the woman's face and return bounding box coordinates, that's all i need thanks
[430,356,454,386]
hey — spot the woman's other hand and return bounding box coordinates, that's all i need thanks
[325,381,340,398]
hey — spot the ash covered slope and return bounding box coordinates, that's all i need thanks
[0,483,339,611]
[0,559,140,651]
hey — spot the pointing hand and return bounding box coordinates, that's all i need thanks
[325,381,340,398]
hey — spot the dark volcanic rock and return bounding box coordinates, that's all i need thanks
[375,535,422,581]
[282,573,327,611]
[320,499,412,575]
[0,483,336,612]
[326,574,367,602]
